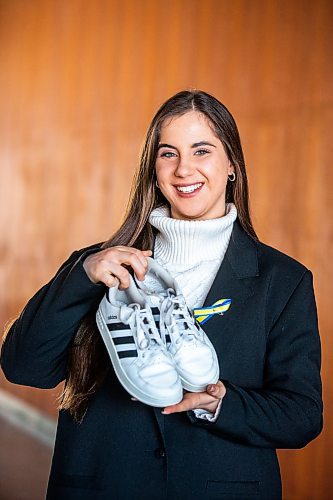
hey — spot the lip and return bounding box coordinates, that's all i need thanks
[173,182,204,198]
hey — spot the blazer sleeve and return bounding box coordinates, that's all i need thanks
[188,270,323,449]
[1,246,106,389]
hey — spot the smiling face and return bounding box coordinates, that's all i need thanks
[155,111,235,221]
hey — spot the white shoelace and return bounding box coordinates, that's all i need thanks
[119,304,162,353]
[159,291,200,345]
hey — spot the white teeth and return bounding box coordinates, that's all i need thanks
[176,183,203,193]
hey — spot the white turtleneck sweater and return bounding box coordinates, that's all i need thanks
[148,203,238,310]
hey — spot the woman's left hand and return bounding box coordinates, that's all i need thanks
[162,381,226,415]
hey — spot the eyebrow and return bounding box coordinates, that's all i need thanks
[157,141,216,150]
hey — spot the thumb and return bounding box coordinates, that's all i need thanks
[206,381,226,398]
[207,384,219,396]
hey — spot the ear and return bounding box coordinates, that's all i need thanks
[228,164,235,175]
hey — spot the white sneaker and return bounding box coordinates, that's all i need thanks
[96,276,183,407]
[137,258,220,392]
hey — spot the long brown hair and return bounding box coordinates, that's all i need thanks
[59,89,257,421]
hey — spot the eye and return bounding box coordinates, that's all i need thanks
[159,151,177,158]
[194,149,210,156]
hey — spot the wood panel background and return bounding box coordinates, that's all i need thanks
[0,0,332,498]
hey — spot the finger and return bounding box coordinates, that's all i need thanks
[116,247,147,269]
[137,250,153,273]
[162,384,226,415]
[162,393,202,414]
[134,249,152,277]
[130,257,149,282]
[103,273,119,289]
[96,263,131,289]
[206,381,226,399]
[110,264,131,289]
[162,405,182,415]
[117,247,152,272]
[112,250,148,281]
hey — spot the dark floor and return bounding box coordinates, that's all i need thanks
[0,416,53,500]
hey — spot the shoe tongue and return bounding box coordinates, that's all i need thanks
[119,304,136,323]
[144,292,164,309]
[137,272,170,298]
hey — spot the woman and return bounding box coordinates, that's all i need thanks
[1,90,322,499]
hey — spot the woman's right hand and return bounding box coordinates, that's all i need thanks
[83,246,152,289]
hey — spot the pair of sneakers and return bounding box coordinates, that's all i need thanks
[96,257,219,407]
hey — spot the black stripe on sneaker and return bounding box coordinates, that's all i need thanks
[118,350,138,359]
[165,334,171,343]
[151,307,160,315]
[107,323,131,331]
[113,336,135,345]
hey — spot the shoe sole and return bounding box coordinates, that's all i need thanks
[96,309,183,407]
[180,367,220,393]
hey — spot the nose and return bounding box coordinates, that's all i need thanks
[174,155,195,178]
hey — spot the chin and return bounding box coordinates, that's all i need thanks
[172,207,208,221]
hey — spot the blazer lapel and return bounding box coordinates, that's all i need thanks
[200,220,259,340]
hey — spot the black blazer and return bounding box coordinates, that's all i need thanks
[1,221,323,500]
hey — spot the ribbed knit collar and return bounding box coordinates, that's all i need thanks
[149,203,237,266]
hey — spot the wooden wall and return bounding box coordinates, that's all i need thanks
[0,0,332,497]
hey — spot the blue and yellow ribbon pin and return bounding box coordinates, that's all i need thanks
[193,298,232,325]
